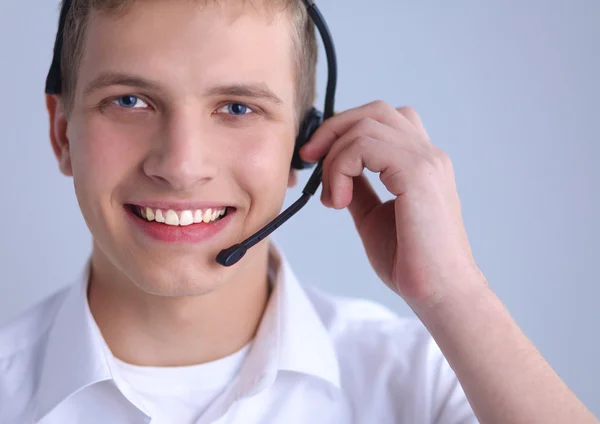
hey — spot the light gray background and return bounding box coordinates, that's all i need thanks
[1,0,598,416]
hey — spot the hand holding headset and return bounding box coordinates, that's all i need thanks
[45,0,338,267]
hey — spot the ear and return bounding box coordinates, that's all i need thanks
[287,169,298,188]
[45,94,73,176]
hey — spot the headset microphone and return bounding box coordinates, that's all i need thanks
[216,0,338,266]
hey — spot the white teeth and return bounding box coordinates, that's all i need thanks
[145,207,155,221]
[165,210,179,226]
[137,206,227,225]
[155,209,165,223]
[179,210,194,226]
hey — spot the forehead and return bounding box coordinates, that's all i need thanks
[77,0,296,101]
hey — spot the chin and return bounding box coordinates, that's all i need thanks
[116,248,225,297]
[132,266,222,297]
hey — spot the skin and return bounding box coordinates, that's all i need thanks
[46,0,598,422]
[301,104,598,423]
[47,0,297,366]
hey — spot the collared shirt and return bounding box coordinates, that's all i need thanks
[0,245,478,424]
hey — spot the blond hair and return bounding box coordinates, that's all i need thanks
[59,0,318,125]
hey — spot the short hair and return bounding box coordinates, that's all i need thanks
[59,0,318,125]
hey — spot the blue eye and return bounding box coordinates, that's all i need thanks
[218,103,253,116]
[113,95,148,109]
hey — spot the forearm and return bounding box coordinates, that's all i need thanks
[410,273,598,424]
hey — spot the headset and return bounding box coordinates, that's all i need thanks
[46,0,337,267]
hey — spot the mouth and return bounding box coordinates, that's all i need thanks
[126,204,230,226]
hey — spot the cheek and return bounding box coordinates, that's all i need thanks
[68,118,147,210]
[233,129,294,209]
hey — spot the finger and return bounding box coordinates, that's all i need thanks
[396,106,430,142]
[300,100,404,163]
[347,172,382,228]
[320,118,406,207]
[326,136,396,209]
[326,135,424,209]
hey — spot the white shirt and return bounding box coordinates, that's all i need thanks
[0,245,478,424]
[110,342,251,423]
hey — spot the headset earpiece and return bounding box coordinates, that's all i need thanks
[291,107,323,170]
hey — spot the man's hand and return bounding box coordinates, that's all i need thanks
[300,100,599,424]
[300,100,482,306]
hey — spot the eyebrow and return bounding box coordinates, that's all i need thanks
[84,72,161,96]
[83,72,284,105]
[204,83,283,105]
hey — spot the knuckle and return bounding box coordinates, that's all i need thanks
[397,105,417,116]
[432,146,451,167]
[417,156,435,173]
[353,134,373,151]
[377,99,390,109]
[396,106,422,126]
[397,106,419,123]
[356,117,378,132]
[411,154,436,178]
[329,155,346,174]
[370,99,394,115]
[322,150,335,171]
[369,99,388,109]
[412,147,451,177]
[343,121,375,150]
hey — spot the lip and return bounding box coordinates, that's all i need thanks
[124,204,235,244]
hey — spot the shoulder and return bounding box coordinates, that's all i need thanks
[303,283,431,354]
[0,286,71,421]
[302,284,475,422]
[0,287,69,360]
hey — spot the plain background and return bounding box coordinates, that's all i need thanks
[1,0,598,416]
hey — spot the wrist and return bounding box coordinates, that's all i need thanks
[407,267,491,320]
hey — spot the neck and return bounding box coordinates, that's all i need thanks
[87,243,271,367]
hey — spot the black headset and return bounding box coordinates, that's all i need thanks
[46,0,337,267]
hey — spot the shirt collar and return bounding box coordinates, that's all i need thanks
[237,244,340,393]
[198,245,340,423]
[34,242,340,422]
[34,259,119,422]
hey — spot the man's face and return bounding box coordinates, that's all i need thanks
[56,1,298,295]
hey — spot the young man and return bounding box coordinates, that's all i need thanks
[0,0,597,423]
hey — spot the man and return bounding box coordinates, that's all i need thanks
[0,0,597,423]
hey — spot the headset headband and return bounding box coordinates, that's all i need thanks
[45,0,336,117]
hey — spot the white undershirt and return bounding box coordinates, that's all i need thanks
[109,343,251,424]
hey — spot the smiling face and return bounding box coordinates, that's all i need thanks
[48,0,299,296]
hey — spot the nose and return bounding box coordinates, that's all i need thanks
[143,110,219,191]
